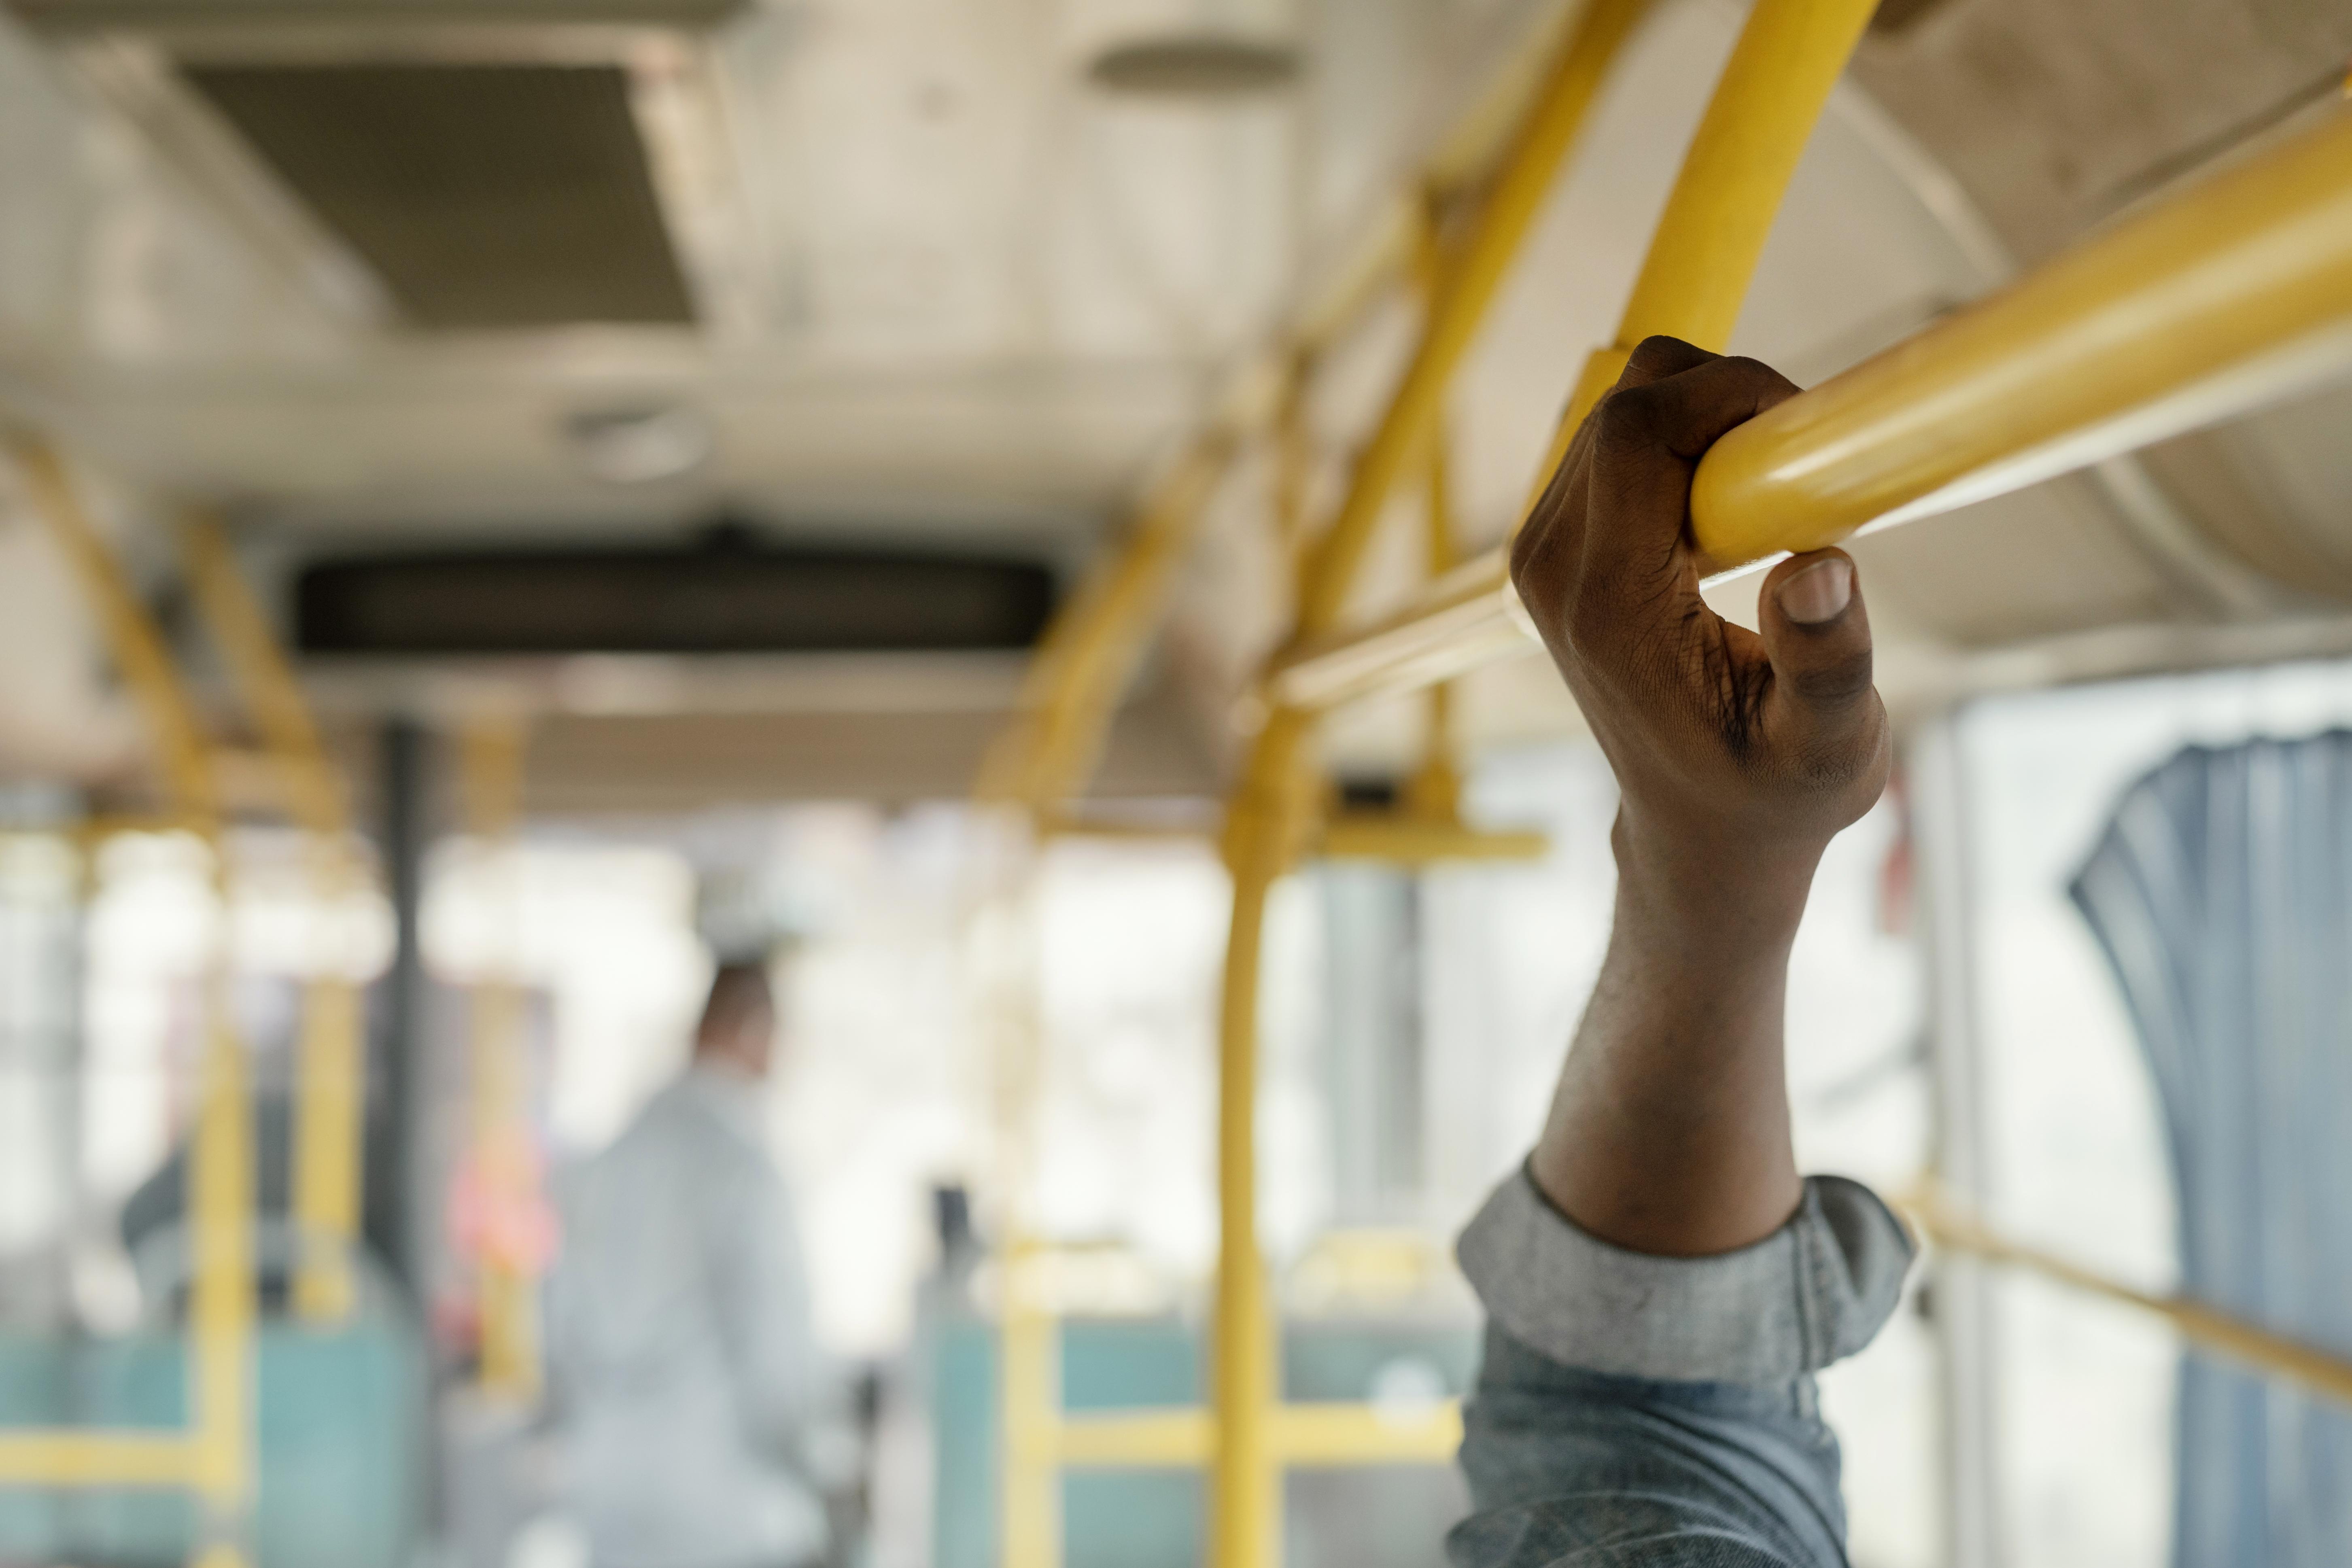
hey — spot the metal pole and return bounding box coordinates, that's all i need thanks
[1270,104,2352,713]
[180,518,364,1325]
[1208,708,1314,1568]
[7,438,255,1568]
[378,717,431,1299]
[459,716,539,1403]
[1910,716,2003,1568]
[1289,0,1655,641]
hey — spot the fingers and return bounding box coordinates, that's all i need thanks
[1614,333,1715,389]
[1757,548,1880,767]
[1580,346,1801,596]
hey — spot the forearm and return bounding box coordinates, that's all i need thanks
[1526,814,1817,1256]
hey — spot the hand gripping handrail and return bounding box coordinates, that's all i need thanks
[1273,106,2352,712]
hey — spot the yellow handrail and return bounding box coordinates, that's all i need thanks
[1691,104,2352,569]
[1211,2,1874,1564]
[1273,103,2352,712]
[180,517,366,1326]
[1906,1186,2352,1408]
[975,0,1634,815]
[7,437,256,1568]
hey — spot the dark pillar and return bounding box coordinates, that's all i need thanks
[374,716,431,1297]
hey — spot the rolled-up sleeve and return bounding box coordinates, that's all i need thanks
[1447,1171,1917,1568]
[1456,1170,1913,1386]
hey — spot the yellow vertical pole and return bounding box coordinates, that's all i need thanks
[1208,709,1315,1568]
[1206,4,1650,1563]
[180,518,363,1325]
[999,1239,1061,1568]
[461,716,540,1402]
[185,966,256,1568]
[9,439,255,1568]
[1407,197,1464,823]
[1290,0,1655,638]
[1543,0,1883,481]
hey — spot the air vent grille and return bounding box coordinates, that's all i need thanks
[185,62,695,328]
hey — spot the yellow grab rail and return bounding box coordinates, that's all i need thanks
[1692,104,2352,569]
[180,517,367,1326]
[1207,1,1883,1562]
[1290,0,1656,639]
[1273,103,2352,712]
[976,0,1634,815]
[7,437,256,1568]
[1906,1186,2352,1409]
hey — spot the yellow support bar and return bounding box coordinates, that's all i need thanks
[1208,8,1867,1565]
[1549,0,1882,440]
[180,517,365,1326]
[10,440,217,818]
[0,1434,194,1487]
[1057,1409,1213,1469]
[1906,1186,2352,1409]
[177,519,341,834]
[1291,0,1655,640]
[1209,707,1315,1568]
[978,0,1645,816]
[10,437,257,1568]
[1269,1400,1463,1468]
[1690,104,2352,570]
[977,431,1241,811]
[186,973,256,1527]
[1000,1244,1063,1568]
[1274,103,2352,712]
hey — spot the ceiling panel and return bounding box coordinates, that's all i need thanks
[185,62,695,328]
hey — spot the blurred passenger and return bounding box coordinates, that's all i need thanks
[546,962,827,1568]
[1450,338,1910,1566]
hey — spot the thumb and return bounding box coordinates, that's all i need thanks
[1757,549,1879,759]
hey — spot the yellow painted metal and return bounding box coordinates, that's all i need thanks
[180,517,365,1326]
[1690,104,2352,570]
[1907,1185,2352,1409]
[1540,0,1879,508]
[10,437,256,1568]
[1292,0,1654,640]
[186,969,257,1530]
[978,0,1656,817]
[178,520,341,832]
[1057,1409,1214,1469]
[977,429,1243,811]
[1050,1400,1461,1470]
[1270,549,1526,714]
[1000,1242,1063,1568]
[1270,1401,1463,1468]
[0,1433,193,1486]
[1208,705,1316,1568]
[1276,104,2352,712]
[460,716,543,1403]
[11,440,217,817]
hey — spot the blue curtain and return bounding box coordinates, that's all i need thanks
[2072,733,2352,1568]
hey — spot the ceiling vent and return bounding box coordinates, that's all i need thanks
[185,62,694,328]
[8,0,751,332]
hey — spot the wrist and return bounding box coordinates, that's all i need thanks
[1609,808,1821,951]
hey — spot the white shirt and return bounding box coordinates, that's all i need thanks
[548,1067,828,1568]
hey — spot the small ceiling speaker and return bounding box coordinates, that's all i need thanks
[562,403,714,485]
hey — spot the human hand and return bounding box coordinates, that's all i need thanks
[1511,336,1890,910]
